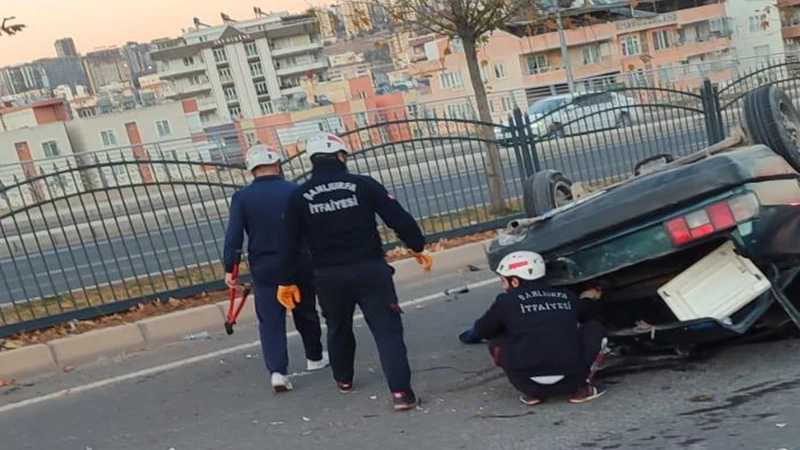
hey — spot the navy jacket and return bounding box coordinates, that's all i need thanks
[222,175,310,285]
[280,158,425,283]
[471,281,599,374]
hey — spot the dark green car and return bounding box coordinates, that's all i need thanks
[486,85,800,357]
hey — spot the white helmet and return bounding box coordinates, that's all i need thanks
[305,132,350,159]
[245,144,281,172]
[495,251,546,281]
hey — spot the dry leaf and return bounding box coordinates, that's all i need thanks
[61,365,75,373]
[690,394,714,402]
[2,340,23,350]
[0,379,16,387]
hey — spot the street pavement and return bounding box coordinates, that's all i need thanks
[1,268,799,450]
[0,126,710,304]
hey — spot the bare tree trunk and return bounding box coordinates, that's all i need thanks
[462,35,508,214]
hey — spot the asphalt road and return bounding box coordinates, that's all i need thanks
[0,126,711,304]
[2,275,800,450]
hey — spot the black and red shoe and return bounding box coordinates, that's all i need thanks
[568,383,606,404]
[336,381,354,393]
[392,391,419,411]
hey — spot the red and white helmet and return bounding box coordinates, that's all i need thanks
[245,144,281,171]
[495,251,546,281]
[305,132,350,158]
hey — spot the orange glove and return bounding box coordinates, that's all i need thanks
[277,285,301,310]
[412,251,433,274]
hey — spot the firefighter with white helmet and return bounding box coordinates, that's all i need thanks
[458,250,607,405]
[277,132,432,411]
[222,144,328,393]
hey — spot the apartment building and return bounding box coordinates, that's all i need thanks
[405,0,784,119]
[83,48,134,93]
[0,99,212,208]
[150,12,328,127]
[781,0,800,59]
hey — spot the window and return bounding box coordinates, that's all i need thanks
[213,47,228,63]
[582,45,599,64]
[224,87,238,102]
[100,130,118,147]
[439,71,464,89]
[189,75,203,85]
[446,104,470,119]
[182,56,195,66]
[259,101,274,116]
[451,38,464,53]
[355,112,368,127]
[249,61,264,77]
[245,132,258,147]
[229,106,242,120]
[254,80,269,95]
[245,42,259,57]
[527,54,550,74]
[501,96,514,112]
[621,36,640,56]
[652,30,672,51]
[494,63,507,79]
[155,120,171,137]
[41,141,60,157]
[749,16,761,32]
[218,67,232,82]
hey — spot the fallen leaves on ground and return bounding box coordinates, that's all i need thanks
[1,231,499,352]
[0,379,16,388]
[690,394,715,402]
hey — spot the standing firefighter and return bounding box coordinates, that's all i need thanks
[223,144,328,393]
[277,132,433,411]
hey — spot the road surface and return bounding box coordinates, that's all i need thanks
[1,126,710,304]
[1,273,799,450]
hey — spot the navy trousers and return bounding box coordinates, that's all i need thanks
[313,260,413,394]
[253,277,323,375]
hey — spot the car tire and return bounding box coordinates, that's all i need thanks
[743,84,800,171]
[523,170,574,217]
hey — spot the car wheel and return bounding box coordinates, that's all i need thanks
[743,84,800,171]
[523,170,574,217]
[617,113,632,128]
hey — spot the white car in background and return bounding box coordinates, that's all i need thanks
[495,91,637,144]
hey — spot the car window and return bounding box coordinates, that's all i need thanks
[528,98,568,116]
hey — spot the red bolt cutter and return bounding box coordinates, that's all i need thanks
[224,263,251,335]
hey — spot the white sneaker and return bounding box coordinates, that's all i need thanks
[271,373,292,393]
[307,351,330,372]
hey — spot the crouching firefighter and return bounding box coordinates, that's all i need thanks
[222,144,328,393]
[276,132,433,411]
[458,251,608,406]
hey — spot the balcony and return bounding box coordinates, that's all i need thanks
[158,63,206,79]
[275,60,327,77]
[783,23,800,40]
[164,82,212,99]
[675,36,732,60]
[197,97,217,111]
[280,85,305,96]
[271,40,324,58]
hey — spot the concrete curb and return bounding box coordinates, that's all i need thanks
[0,238,494,381]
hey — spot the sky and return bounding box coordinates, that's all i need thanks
[0,0,328,67]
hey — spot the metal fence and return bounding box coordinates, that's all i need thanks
[1,60,799,337]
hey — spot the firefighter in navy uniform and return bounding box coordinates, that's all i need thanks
[222,144,328,393]
[276,132,433,411]
[458,251,607,406]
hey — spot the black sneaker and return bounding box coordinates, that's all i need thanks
[568,383,606,404]
[336,381,353,393]
[392,391,419,411]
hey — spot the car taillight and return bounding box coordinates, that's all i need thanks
[664,193,759,246]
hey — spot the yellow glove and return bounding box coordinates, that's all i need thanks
[412,251,434,274]
[276,285,301,310]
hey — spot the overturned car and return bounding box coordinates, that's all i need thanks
[487,85,800,360]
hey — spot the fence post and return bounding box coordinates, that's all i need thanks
[511,108,535,179]
[701,78,724,145]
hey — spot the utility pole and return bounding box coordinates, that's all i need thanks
[556,8,575,94]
